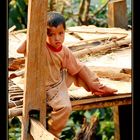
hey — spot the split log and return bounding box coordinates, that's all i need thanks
[67,36,119,51]
[89,66,131,82]
[9,108,22,118]
[73,38,130,58]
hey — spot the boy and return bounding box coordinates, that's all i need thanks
[16,11,117,138]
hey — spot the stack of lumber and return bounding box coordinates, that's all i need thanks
[8,25,131,118]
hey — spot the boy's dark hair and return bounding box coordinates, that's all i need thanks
[47,11,66,30]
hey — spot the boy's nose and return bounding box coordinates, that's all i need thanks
[55,35,59,40]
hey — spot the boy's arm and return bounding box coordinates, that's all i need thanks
[64,47,117,96]
[17,39,26,55]
[77,65,118,96]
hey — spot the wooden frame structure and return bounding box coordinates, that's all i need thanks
[8,0,131,140]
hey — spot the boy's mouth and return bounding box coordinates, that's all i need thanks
[55,42,61,46]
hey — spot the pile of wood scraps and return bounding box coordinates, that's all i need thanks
[8,25,132,118]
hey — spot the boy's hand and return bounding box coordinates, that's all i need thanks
[91,85,118,96]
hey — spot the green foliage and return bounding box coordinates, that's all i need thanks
[100,0,107,5]
[88,3,108,27]
[9,0,28,30]
[8,108,114,140]
[8,117,21,140]
[127,11,132,26]
[8,0,132,29]
[60,108,114,140]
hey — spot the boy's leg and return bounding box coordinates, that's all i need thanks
[47,83,72,137]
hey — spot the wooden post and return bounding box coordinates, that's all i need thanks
[21,0,48,139]
[108,0,128,29]
[113,106,120,140]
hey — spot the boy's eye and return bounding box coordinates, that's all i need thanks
[59,32,64,35]
[47,32,54,36]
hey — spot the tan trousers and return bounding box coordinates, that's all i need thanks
[46,69,72,137]
[46,67,100,137]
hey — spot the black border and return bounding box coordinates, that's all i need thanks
[2,0,138,140]
[0,0,8,139]
[133,0,140,140]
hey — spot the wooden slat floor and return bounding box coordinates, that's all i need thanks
[8,79,131,118]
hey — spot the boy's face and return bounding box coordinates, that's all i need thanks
[46,24,65,48]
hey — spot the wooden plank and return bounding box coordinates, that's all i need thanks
[69,32,126,42]
[64,32,81,46]
[9,108,23,118]
[72,97,131,111]
[30,118,59,140]
[21,0,48,140]
[71,93,131,106]
[108,0,128,29]
[67,25,129,34]
[8,95,131,118]
[9,99,23,108]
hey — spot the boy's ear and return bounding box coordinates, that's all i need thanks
[47,29,51,36]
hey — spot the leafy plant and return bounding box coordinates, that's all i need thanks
[9,117,21,140]
[60,108,114,140]
[9,0,28,30]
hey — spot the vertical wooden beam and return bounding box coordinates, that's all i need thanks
[112,106,120,140]
[108,0,128,29]
[21,0,48,140]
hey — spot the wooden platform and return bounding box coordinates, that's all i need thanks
[8,25,132,140]
[9,77,131,118]
[8,25,132,118]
